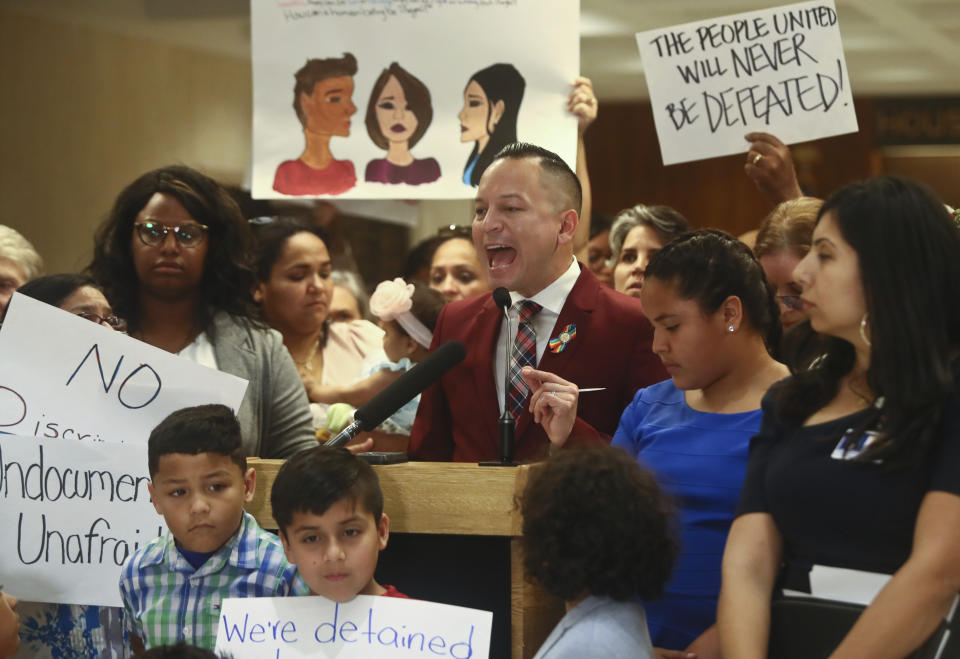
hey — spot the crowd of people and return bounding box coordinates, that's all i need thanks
[2,77,960,659]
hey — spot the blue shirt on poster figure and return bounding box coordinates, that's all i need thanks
[611,379,762,650]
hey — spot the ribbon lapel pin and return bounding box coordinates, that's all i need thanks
[548,323,577,354]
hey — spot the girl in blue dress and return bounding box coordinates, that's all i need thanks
[610,230,788,658]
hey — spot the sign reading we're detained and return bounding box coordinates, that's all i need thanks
[636,0,858,165]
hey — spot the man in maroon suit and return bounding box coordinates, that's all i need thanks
[409,143,667,462]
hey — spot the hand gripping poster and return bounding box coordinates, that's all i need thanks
[251,0,579,200]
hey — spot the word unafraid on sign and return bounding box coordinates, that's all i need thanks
[215,595,492,658]
[0,434,165,607]
[636,0,858,165]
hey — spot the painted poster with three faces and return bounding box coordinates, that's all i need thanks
[251,0,579,200]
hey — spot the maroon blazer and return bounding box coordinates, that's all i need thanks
[409,266,668,462]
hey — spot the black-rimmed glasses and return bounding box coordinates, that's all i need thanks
[134,221,208,248]
[75,312,128,332]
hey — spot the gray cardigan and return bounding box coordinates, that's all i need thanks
[209,312,317,459]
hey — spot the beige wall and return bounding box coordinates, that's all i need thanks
[0,9,252,273]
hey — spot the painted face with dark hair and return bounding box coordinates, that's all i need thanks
[374,76,418,145]
[459,80,502,146]
[301,77,357,137]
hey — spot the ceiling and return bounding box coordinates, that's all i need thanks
[4,0,960,100]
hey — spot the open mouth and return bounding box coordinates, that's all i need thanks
[485,244,517,269]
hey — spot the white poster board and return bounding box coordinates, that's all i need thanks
[215,595,492,658]
[0,435,165,607]
[251,0,579,200]
[0,294,247,445]
[636,0,858,165]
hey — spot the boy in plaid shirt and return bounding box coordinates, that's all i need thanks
[119,405,306,653]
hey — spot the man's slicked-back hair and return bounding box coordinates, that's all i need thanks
[271,446,383,536]
[292,53,358,127]
[148,404,246,477]
[492,142,582,215]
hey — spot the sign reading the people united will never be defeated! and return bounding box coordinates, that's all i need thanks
[636,0,858,165]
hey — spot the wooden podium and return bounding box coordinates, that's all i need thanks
[247,459,564,659]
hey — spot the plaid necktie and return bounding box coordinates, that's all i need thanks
[507,300,542,417]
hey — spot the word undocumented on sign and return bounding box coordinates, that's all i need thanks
[0,293,247,445]
[215,594,492,658]
[636,0,858,165]
[0,434,165,607]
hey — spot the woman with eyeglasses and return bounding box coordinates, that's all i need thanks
[719,177,960,659]
[427,225,490,302]
[7,273,125,330]
[88,165,317,460]
[753,197,821,331]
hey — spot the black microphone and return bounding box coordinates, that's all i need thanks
[484,287,517,466]
[492,287,511,314]
[324,340,467,448]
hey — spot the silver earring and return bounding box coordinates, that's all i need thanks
[859,313,871,347]
[727,325,735,333]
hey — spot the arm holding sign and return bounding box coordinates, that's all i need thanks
[569,77,597,252]
[744,132,803,206]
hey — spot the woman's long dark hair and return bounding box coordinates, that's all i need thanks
[87,165,259,333]
[644,229,783,356]
[772,176,960,468]
[463,64,524,186]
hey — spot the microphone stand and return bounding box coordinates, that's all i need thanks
[481,298,517,467]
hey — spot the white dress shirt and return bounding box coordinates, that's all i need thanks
[494,258,580,414]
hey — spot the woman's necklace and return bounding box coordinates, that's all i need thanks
[293,339,320,371]
[847,375,875,408]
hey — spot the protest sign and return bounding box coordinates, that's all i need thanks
[215,594,492,658]
[0,294,247,445]
[636,0,858,165]
[0,434,165,607]
[251,0,579,200]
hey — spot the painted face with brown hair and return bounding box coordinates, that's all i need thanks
[301,77,357,137]
[375,76,418,145]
